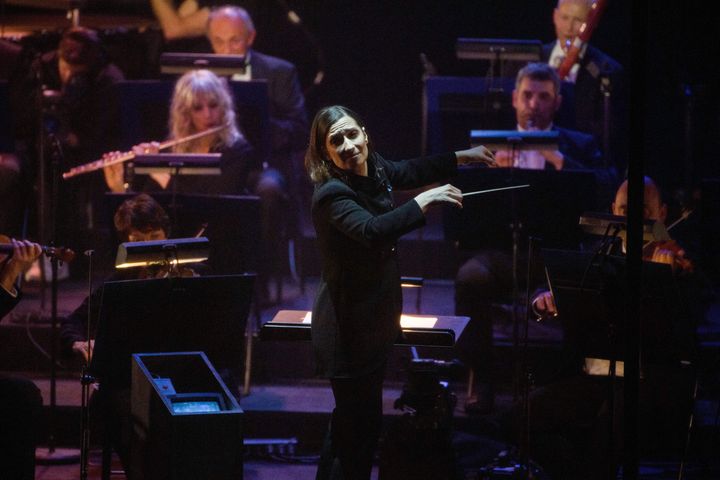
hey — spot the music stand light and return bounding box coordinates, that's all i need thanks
[160,53,247,76]
[456,38,542,79]
[578,212,666,243]
[470,129,559,151]
[115,237,210,269]
[131,153,222,176]
[455,38,542,62]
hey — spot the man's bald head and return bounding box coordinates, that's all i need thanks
[612,177,667,223]
[206,5,256,55]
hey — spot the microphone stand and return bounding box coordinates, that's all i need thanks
[507,142,524,403]
[35,136,80,464]
[518,236,539,480]
[80,249,95,480]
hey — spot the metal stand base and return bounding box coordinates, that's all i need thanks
[36,447,81,465]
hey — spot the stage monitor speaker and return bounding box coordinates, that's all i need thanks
[130,352,244,480]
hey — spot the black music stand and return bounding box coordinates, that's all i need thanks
[125,152,224,233]
[542,248,693,476]
[578,211,660,243]
[424,76,517,154]
[455,37,542,78]
[446,168,596,250]
[159,52,247,76]
[260,310,470,348]
[543,249,692,365]
[470,129,559,152]
[89,274,254,480]
[90,274,255,390]
[131,153,222,176]
[104,192,261,276]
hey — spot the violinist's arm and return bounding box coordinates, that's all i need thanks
[1,239,42,294]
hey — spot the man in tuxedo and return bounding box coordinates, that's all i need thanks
[205,5,309,303]
[493,62,603,171]
[206,5,308,168]
[543,0,625,170]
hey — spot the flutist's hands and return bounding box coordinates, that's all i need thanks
[455,145,496,167]
[132,142,171,189]
[102,151,126,193]
[414,184,463,213]
[133,142,161,156]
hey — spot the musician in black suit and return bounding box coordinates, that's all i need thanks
[543,0,626,169]
[206,5,308,301]
[12,27,125,265]
[1,238,43,480]
[206,5,307,164]
[306,105,494,480]
[493,63,603,172]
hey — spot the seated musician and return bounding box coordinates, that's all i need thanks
[61,193,172,364]
[493,62,604,172]
[455,62,615,416]
[511,176,707,480]
[17,27,125,258]
[1,238,43,480]
[102,68,260,196]
[60,193,173,469]
[102,68,283,302]
[534,176,694,319]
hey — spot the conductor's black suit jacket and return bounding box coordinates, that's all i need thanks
[310,152,456,378]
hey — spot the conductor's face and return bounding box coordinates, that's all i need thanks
[512,77,561,130]
[324,116,369,177]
